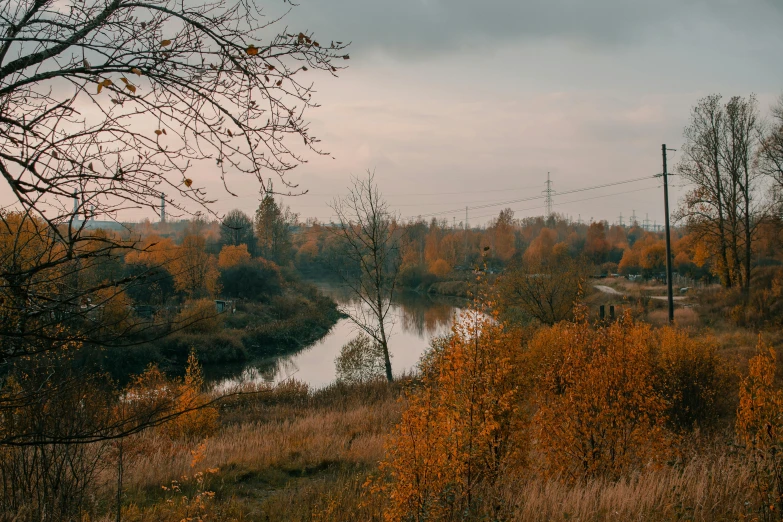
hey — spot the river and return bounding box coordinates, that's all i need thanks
[210,281,464,390]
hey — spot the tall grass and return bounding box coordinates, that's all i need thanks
[497,457,755,521]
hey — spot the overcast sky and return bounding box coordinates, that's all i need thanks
[16,0,783,227]
[214,0,782,227]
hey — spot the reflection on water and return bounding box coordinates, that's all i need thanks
[212,281,463,390]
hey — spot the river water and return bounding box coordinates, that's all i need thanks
[211,281,463,390]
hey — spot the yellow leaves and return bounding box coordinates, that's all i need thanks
[131,67,142,76]
[369,314,524,519]
[218,244,250,269]
[245,44,258,56]
[119,77,137,93]
[160,39,172,47]
[530,316,675,482]
[96,78,112,94]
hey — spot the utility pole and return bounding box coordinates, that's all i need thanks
[160,193,166,223]
[464,206,468,264]
[660,144,675,323]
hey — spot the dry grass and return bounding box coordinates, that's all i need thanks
[109,376,769,522]
[497,457,756,521]
[646,306,700,327]
[97,320,783,521]
[111,379,403,520]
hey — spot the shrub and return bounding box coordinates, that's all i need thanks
[428,258,451,278]
[159,352,219,442]
[653,328,727,431]
[367,313,525,520]
[529,311,675,482]
[335,334,387,384]
[736,339,783,517]
[176,298,223,334]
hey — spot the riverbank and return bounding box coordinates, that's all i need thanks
[102,281,341,379]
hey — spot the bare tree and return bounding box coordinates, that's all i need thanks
[329,171,401,382]
[220,209,254,250]
[676,94,767,291]
[0,0,346,447]
[760,93,783,198]
[497,255,589,325]
[0,0,346,352]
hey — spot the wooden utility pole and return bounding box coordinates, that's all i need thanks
[662,144,674,323]
[464,206,468,264]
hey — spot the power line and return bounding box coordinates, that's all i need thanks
[220,183,546,199]
[406,175,655,220]
[466,184,661,222]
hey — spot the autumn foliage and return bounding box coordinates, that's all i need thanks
[736,340,783,516]
[528,311,675,482]
[369,312,525,520]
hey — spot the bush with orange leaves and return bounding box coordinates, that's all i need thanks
[160,352,219,442]
[366,312,526,521]
[428,258,451,278]
[529,311,676,482]
[736,339,783,517]
[124,352,218,443]
[654,327,726,431]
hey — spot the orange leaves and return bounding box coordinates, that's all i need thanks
[184,178,193,188]
[529,315,676,482]
[159,351,219,441]
[131,67,142,76]
[96,78,112,94]
[160,39,172,47]
[120,76,137,93]
[217,244,251,269]
[736,339,783,514]
[369,314,524,519]
[737,339,782,449]
[97,77,138,95]
[245,44,258,56]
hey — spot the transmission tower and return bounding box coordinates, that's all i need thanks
[543,172,554,219]
[631,209,637,227]
[643,213,650,231]
[617,212,624,227]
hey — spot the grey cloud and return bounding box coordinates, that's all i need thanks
[282,0,783,58]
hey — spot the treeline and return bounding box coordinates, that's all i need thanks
[289,211,782,287]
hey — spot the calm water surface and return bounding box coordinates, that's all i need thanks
[211,281,463,390]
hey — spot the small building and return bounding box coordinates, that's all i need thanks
[214,300,235,314]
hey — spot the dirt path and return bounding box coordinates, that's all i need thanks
[593,285,624,295]
[594,284,688,302]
